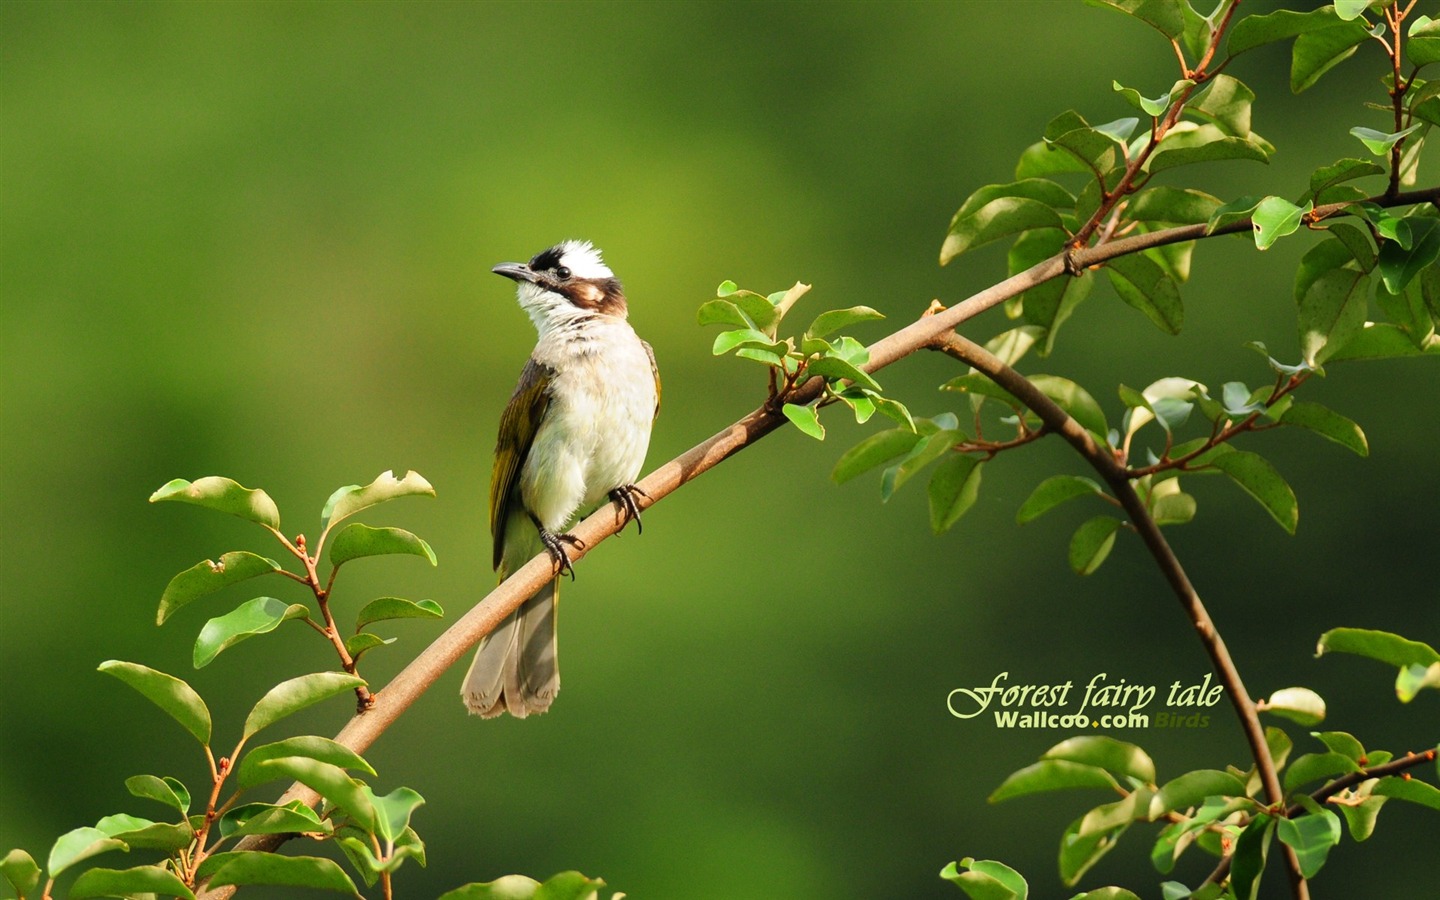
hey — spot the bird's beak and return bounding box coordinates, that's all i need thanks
[492,263,540,284]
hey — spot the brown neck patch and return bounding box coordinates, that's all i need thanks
[564,277,628,317]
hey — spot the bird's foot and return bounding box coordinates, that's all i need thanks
[610,484,650,534]
[539,529,585,580]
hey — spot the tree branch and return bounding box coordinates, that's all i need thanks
[196,183,1435,898]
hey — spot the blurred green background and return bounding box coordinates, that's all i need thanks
[3,1,1437,897]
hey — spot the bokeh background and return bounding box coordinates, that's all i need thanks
[3,1,1437,897]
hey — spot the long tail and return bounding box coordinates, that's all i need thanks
[461,573,560,718]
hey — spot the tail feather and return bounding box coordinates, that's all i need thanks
[462,578,559,718]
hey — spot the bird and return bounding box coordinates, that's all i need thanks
[462,240,660,718]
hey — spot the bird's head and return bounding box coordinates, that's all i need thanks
[493,240,628,334]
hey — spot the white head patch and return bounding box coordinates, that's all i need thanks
[547,239,612,280]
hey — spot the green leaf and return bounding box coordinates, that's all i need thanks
[732,293,780,332]
[928,455,983,535]
[439,871,609,900]
[365,786,425,843]
[1374,775,1440,810]
[321,470,435,529]
[696,298,749,328]
[46,828,127,880]
[1230,814,1274,900]
[942,197,1065,265]
[807,355,881,393]
[1292,18,1372,92]
[1152,770,1246,816]
[1149,483,1196,526]
[1016,475,1105,524]
[711,327,783,356]
[716,279,738,297]
[157,552,283,626]
[1296,252,1371,367]
[1208,451,1298,533]
[1333,0,1372,21]
[1338,784,1387,841]
[124,775,190,814]
[1276,809,1342,878]
[1351,123,1424,157]
[1205,195,1263,234]
[1279,401,1368,456]
[242,672,367,741]
[236,736,376,791]
[939,856,1028,900]
[1228,8,1342,55]
[1028,273,1094,357]
[805,306,884,340]
[250,757,376,831]
[1029,375,1109,438]
[1410,15,1440,66]
[872,395,916,432]
[1309,158,1386,201]
[1046,735,1157,784]
[355,597,444,630]
[1146,124,1270,174]
[329,523,437,567]
[989,760,1119,803]
[1283,752,1358,792]
[1259,686,1326,727]
[1316,628,1440,668]
[94,815,193,852]
[1014,141,1093,179]
[1069,516,1123,575]
[1378,216,1440,294]
[941,372,1024,410]
[832,429,922,485]
[880,429,963,501]
[1251,197,1312,250]
[1326,222,1378,271]
[1397,661,1440,702]
[781,403,825,440]
[1083,0,1183,38]
[97,661,211,745]
[1105,252,1183,334]
[70,866,196,900]
[1189,74,1255,138]
[1127,187,1221,225]
[206,852,360,896]
[1311,730,1365,762]
[148,475,281,530]
[1059,814,1125,887]
[1,849,41,899]
[1113,78,1192,117]
[1326,322,1438,362]
[344,632,395,661]
[194,597,309,668]
[220,802,330,839]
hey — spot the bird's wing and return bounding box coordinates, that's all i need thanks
[643,339,661,418]
[490,357,554,570]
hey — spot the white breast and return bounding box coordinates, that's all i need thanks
[520,318,656,532]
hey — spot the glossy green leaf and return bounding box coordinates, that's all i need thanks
[1189,74,1255,138]
[1277,808,1342,878]
[1283,752,1358,792]
[832,429,922,485]
[344,632,395,661]
[939,856,1028,900]
[321,470,434,529]
[715,279,738,297]
[871,395,915,432]
[1228,7,1341,55]
[1311,730,1365,761]
[732,292,780,332]
[1332,0,1371,21]
[1308,158,1385,201]
[807,355,881,393]
[94,815,193,852]
[1397,661,1440,702]
[1378,216,1440,293]
[1374,775,1440,810]
[1410,15,1440,66]
[1208,451,1298,533]
[365,786,425,843]
[696,298,749,328]
[1047,735,1156,784]
[70,865,196,900]
[1105,252,1183,334]
[1339,789,1387,842]
[1113,78,1191,117]
[1072,889,1141,900]
[250,757,375,831]
[1016,475,1105,524]
[941,372,1024,410]
[1279,401,1368,456]
[206,852,360,896]
[1126,187,1221,225]
[194,597,309,668]
[880,430,963,501]
[989,760,1118,803]
[1350,123,1423,157]
[1298,266,1370,367]
[157,552,282,626]
[47,828,127,879]
[1327,322,1439,362]
[98,661,211,745]
[1146,124,1270,174]
[1252,196,1311,250]
[355,597,444,630]
[1069,516,1122,575]
[928,455,983,535]
[781,403,824,440]
[1149,485,1196,526]
[1326,222,1377,271]
[242,672,367,741]
[1014,140,1092,179]
[711,327,783,356]
[1205,195,1263,234]
[1,849,41,899]
[149,475,280,529]
[805,305,884,340]
[1376,275,1435,343]
[1083,0,1183,38]
[1292,18,1371,92]
[438,871,609,900]
[124,775,190,814]
[1260,686,1326,727]
[942,197,1066,265]
[236,736,376,791]
[1316,628,1440,668]
[1151,770,1245,817]
[220,802,330,839]
[1029,375,1109,438]
[1230,814,1274,900]
[329,523,436,567]
[1059,814,1126,887]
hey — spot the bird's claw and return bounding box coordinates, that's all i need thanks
[610,484,650,534]
[540,530,585,580]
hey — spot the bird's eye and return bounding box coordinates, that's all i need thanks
[555,266,571,279]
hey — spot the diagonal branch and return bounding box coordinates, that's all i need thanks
[198,184,1435,898]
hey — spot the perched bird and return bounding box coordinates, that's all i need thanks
[462,240,660,718]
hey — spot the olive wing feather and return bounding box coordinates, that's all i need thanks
[490,358,554,570]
